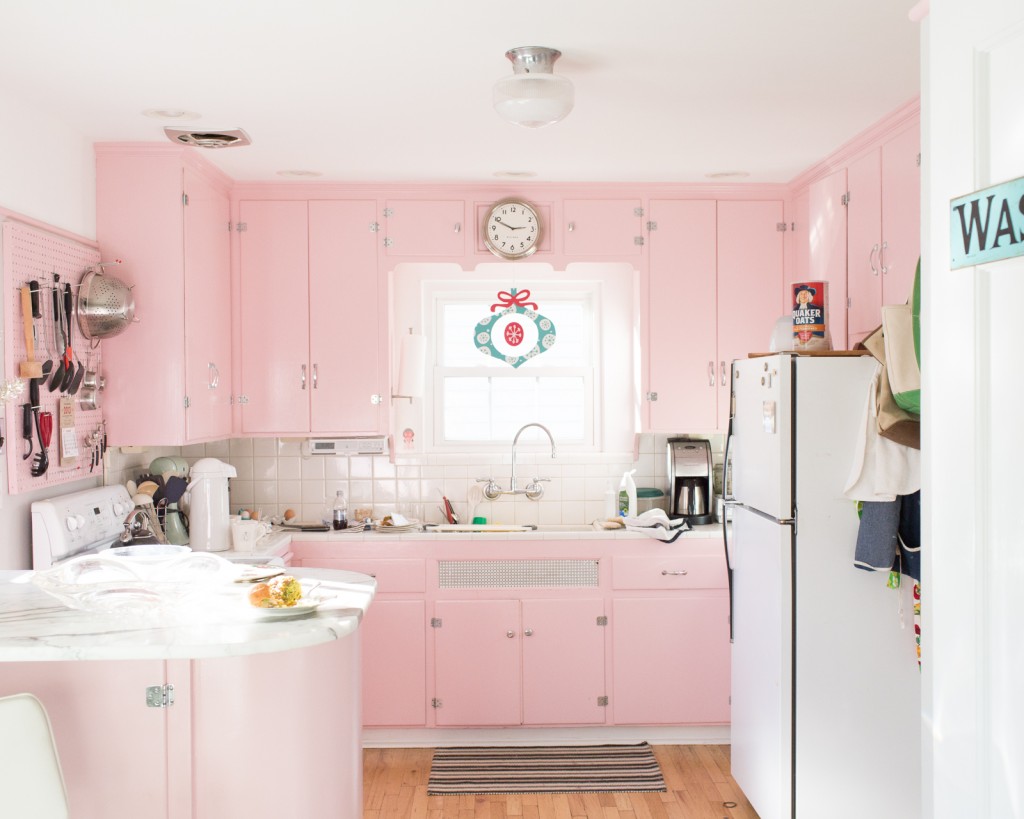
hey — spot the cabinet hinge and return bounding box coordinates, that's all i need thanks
[370,394,383,405]
[146,684,175,708]
[182,193,189,206]
[633,236,645,246]
[383,207,393,218]
[431,698,443,709]
[633,206,644,217]
[848,297,853,309]
[237,394,249,405]
[841,192,850,207]
[229,394,235,405]
[645,392,658,402]
[916,153,921,167]
[383,237,394,248]
[596,616,608,626]
[430,617,443,628]
[646,220,657,232]
[776,222,788,232]
[184,395,191,409]
[227,221,233,232]
[235,222,248,232]
[369,222,380,233]
[597,696,609,707]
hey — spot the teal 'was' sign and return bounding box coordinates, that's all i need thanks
[950,175,1024,269]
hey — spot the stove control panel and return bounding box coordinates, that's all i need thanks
[32,485,135,569]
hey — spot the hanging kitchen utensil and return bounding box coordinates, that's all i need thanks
[29,380,48,477]
[39,412,53,449]
[48,283,65,391]
[59,284,76,392]
[18,286,43,379]
[77,263,136,342]
[29,280,48,371]
[21,403,33,460]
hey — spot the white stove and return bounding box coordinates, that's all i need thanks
[31,485,136,569]
[31,485,285,569]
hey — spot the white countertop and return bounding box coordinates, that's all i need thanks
[217,521,725,562]
[0,567,375,663]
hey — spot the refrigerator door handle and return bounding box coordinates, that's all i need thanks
[722,361,737,642]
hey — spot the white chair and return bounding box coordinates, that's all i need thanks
[0,693,70,818]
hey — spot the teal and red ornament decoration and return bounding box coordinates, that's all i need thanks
[473,288,557,368]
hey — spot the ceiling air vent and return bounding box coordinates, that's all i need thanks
[163,127,252,149]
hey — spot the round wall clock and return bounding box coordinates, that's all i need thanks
[483,199,541,260]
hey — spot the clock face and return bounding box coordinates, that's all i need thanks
[484,200,541,259]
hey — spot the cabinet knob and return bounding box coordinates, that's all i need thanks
[524,628,534,637]
[208,362,219,389]
[301,364,307,390]
[506,630,516,638]
[567,221,575,233]
[454,222,461,233]
[880,241,889,274]
[708,361,715,388]
[869,243,880,276]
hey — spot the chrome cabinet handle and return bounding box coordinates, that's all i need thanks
[567,221,575,232]
[312,363,318,390]
[662,569,689,576]
[454,222,461,233]
[869,243,880,276]
[880,241,889,274]
[208,362,219,389]
[524,628,534,637]
[708,361,715,387]
[720,361,727,387]
[301,364,307,390]
[506,630,516,638]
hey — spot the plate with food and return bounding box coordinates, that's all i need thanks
[246,575,325,619]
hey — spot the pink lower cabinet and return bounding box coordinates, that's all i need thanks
[433,597,607,727]
[291,554,428,727]
[610,550,731,725]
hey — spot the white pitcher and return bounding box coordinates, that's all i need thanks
[184,458,237,552]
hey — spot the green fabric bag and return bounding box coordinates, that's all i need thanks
[885,259,922,415]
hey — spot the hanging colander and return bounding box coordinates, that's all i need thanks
[77,264,136,341]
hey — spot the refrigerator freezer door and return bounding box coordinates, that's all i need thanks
[729,504,793,819]
[731,354,793,520]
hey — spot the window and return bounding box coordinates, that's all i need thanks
[391,263,639,455]
[433,291,597,446]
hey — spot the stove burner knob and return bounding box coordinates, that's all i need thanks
[66,516,79,531]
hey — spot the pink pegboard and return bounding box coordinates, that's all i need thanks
[2,218,106,494]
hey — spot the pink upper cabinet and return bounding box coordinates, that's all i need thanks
[808,168,850,350]
[383,200,466,257]
[563,199,645,257]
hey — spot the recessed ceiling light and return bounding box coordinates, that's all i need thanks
[276,169,323,178]
[705,171,751,179]
[142,108,201,121]
[493,170,538,179]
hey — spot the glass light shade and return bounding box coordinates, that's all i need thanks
[493,73,575,128]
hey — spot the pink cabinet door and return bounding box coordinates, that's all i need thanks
[716,200,784,430]
[880,123,921,306]
[308,200,381,433]
[433,599,521,726]
[238,200,310,434]
[563,199,644,256]
[807,168,849,350]
[361,599,427,726]
[846,148,884,338]
[521,598,606,725]
[0,659,170,819]
[183,167,232,441]
[647,200,718,431]
[384,200,466,257]
[611,596,731,725]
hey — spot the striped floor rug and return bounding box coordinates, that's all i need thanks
[427,742,667,795]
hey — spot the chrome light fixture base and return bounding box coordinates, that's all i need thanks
[494,46,574,128]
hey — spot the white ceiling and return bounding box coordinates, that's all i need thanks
[0,0,920,184]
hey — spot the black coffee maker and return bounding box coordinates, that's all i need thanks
[667,438,715,525]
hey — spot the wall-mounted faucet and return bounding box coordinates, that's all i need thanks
[478,422,557,501]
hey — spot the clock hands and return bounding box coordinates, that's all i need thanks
[496,220,525,231]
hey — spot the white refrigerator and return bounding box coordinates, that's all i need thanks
[724,353,920,819]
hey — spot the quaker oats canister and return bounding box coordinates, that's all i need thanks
[792,281,831,350]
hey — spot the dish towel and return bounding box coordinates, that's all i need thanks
[622,509,691,543]
[843,362,920,502]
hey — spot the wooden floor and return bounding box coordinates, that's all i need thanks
[363,745,760,818]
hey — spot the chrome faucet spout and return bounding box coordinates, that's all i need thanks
[510,423,557,492]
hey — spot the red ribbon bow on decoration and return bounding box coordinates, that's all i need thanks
[490,288,538,313]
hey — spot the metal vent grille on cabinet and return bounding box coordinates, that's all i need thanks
[438,559,599,589]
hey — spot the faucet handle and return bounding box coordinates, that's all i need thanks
[476,478,502,501]
[524,477,550,501]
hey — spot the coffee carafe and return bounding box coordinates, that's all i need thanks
[667,438,715,525]
[184,457,237,551]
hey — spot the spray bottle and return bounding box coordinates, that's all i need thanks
[619,469,637,518]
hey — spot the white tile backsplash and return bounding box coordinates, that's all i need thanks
[111,434,716,525]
